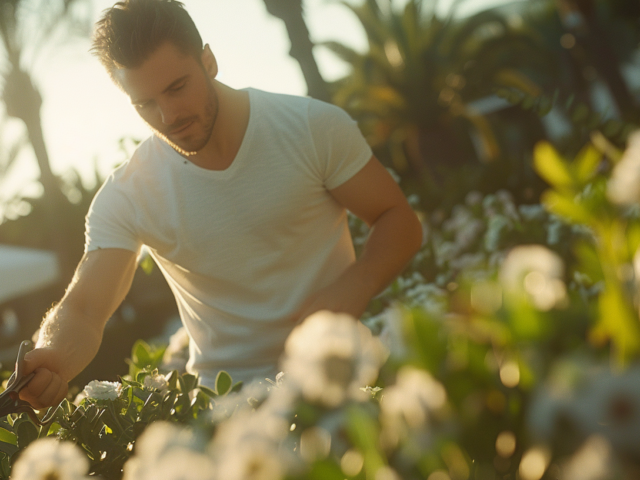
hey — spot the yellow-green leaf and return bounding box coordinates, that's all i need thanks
[541,190,592,225]
[0,428,16,446]
[575,144,602,183]
[595,286,640,367]
[534,142,574,190]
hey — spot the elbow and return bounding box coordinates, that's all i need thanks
[395,204,423,260]
[409,208,424,257]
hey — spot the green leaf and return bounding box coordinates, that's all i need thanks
[161,391,178,419]
[0,441,17,457]
[197,385,217,398]
[131,340,152,369]
[15,416,38,450]
[533,142,574,190]
[571,102,590,123]
[230,381,244,394]
[307,459,345,480]
[347,406,386,476]
[165,371,179,391]
[575,144,602,183]
[541,190,592,225]
[405,309,447,372]
[215,371,232,396]
[0,428,16,446]
[593,286,640,367]
[136,370,150,384]
[180,374,198,393]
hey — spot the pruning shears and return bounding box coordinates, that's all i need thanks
[0,340,56,426]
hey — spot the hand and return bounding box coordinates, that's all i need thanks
[18,348,69,410]
[292,271,375,324]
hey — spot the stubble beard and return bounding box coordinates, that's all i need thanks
[154,80,219,157]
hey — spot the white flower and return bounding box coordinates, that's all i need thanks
[208,379,275,424]
[499,245,567,310]
[281,311,387,408]
[11,438,90,480]
[376,306,407,359]
[380,366,447,431]
[123,421,214,480]
[82,380,122,401]
[404,283,448,315]
[143,371,169,393]
[124,449,216,480]
[569,367,640,454]
[608,130,640,205]
[496,189,519,221]
[519,204,546,222]
[484,214,511,252]
[560,435,615,480]
[449,252,485,273]
[211,408,292,480]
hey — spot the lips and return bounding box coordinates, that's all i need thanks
[169,120,194,136]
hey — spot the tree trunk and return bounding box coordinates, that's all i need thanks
[262,0,331,102]
[3,66,74,278]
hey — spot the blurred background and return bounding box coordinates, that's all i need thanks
[0,0,639,387]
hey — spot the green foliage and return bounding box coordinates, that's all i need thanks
[324,0,554,208]
[496,87,639,146]
[0,341,236,479]
[533,140,640,366]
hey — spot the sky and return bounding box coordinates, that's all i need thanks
[0,0,521,212]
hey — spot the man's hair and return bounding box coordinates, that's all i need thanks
[91,0,203,80]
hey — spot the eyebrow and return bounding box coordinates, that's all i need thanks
[131,74,190,105]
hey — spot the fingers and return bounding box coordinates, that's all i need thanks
[18,368,68,410]
[22,348,50,376]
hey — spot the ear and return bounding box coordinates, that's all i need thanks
[201,44,218,80]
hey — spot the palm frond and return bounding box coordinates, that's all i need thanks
[320,40,362,66]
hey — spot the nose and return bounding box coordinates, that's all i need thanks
[158,99,180,126]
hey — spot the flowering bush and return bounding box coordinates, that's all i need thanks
[2,135,640,479]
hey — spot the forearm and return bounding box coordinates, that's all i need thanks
[36,300,106,382]
[355,205,422,292]
[297,204,423,321]
[344,204,423,302]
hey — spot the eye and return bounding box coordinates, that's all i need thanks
[134,101,152,111]
[170,82,186,92]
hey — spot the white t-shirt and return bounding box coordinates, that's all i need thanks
[85,88,373,387]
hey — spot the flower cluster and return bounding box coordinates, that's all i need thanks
[5,135,640,480]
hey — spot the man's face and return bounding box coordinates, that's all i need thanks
[115,42,218,156]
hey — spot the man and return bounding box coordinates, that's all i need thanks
[19,0,423,409]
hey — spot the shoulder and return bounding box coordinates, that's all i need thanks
[247,88,354,131]
[307,97,355,127]
[94,135,173,201]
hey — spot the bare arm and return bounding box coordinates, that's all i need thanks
[296,156,423,320]
[19,248,137,408]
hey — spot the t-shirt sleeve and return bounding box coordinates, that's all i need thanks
[308,99,373,190]
[84,176,142,255]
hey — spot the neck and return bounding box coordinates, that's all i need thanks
[191,81,250,170]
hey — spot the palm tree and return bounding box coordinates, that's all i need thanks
[0,0,90,275]
[261,0,331,102]
[553,0,638,120]
[323,0,555,205]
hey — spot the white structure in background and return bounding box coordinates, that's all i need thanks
[0,244,59,304]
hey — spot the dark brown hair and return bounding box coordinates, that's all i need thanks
[91,0,203,81]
